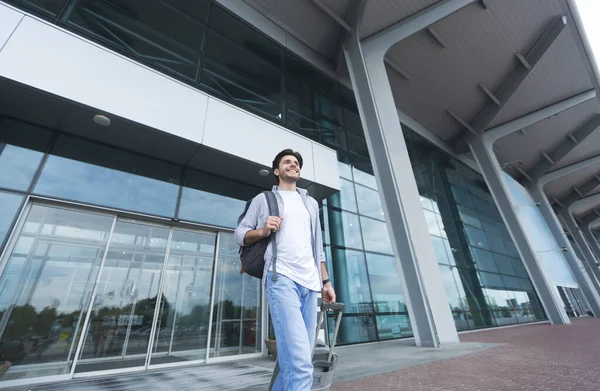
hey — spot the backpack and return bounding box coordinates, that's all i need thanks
[238,191,279,280]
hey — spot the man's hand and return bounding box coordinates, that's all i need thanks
[322,282,336,303]
[262,216,284,236]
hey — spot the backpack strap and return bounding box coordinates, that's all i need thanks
[263,191,279,281]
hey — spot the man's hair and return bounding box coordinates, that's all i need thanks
[272,149,303,180]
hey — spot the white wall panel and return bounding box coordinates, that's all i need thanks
[0,17,208,144]
[312,143,340,190]
[0,3,23,51]
[203,98,320,183]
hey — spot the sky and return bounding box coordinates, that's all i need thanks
[575,0,600,71]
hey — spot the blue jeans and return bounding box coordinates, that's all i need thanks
[266,271,318,391]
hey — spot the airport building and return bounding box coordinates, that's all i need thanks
[0,0,599,387]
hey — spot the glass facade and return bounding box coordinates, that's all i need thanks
[0,0,550,384]
[0,118,264,383]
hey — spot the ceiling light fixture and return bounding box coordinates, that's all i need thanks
[93,114,111,127]
[259,169,270,176]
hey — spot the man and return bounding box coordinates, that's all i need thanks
[234,149,336,390]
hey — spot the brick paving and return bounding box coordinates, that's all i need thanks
[331,318,600,391]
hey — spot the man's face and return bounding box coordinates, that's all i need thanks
[275,155,301,183]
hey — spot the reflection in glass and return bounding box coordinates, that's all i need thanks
[439,266,465,313]
[150,230,216,365]
[35,136,180,218]
[330,249,373,314]
[329,315,377,345]
[179,188,245,229]
[0,191,23,248]
[471,248,498,273]
[376,315,412,340]
[355,184,384,220]
[327,179,357,213]
[464,226,489,250]
[327,210,363,250]
[352,167,377,190]
[77,221,169,372]
[65,0,206,80]
[360,217,393,255]
[0,145,44,192]
[365,253,406,313]
[431,236,451,265]
[0,205,113,381]
[210,233,261,358]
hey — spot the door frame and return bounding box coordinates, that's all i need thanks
[0,196,266,389]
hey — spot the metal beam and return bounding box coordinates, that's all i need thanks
[539,152,600,188]
[426,27,447,48]
[362,0,475,58]
[385,58,412,81]
[485,90,596,145]
[478,82,501,106]
[311,0,352,32]
[479,0,490,9]
[524,115,600,181]
[557,175,600,209]
[447,109,477,135]
[452,15,568,154]
[568,193,600,217]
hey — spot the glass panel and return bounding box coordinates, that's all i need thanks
[352,165,377,190]
[205,31,282,94]
[478,272,505,290]
[450,186,474,209]
[326,210,363,250]
[431,236,451,265]
[365,253,407,313]
[355,184,385,220]
[76,221,169,373]
[346,132,369,159]
[486,233,506,254]
[471,248,498,273]
[3,0,66,18]
[150,230,216,365]
[330,249,373,314]
[327,179,357,213]
[0,119,53,191]
[464,226,489,250]
[376,315,412,340]
[337,161,352,180]
[34,135,180,218]
[360,217,393,254]
[0,191,23,248]
[0,205,113,381]
[423,210,442,237]
[285,53,337,99]
[286,76,343,125]
[64,0,205,80]
[328,315,377,345]
[209,5,282,69]
[179,170,262,229]
[200,58,285,122]
[439,266,466,313]
[493,253,517,276]
[457,205,482,229]
[210,233,261,358]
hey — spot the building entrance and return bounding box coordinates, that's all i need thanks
[0,201,262,385]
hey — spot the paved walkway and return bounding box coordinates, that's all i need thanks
[10,318,600,390]
[332,317,600,391]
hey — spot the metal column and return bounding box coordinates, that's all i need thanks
[340,1,474,346]
[528,185,600,316]
[558,210,600,293]
[468,136,570,325]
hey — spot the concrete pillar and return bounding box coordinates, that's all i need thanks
[342,26,460,347]
[528,185,600,316]
[467,136,570,325]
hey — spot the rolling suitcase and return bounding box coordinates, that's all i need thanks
[267,302,344,391]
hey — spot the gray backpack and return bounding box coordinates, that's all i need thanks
[237,191,279,280]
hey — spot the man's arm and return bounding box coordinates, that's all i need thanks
[243,216,283,245]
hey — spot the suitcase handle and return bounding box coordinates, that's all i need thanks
[321,302,344,312]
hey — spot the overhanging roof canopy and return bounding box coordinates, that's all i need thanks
[242,0,600,219]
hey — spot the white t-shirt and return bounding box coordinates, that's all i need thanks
[270,190,320,291]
